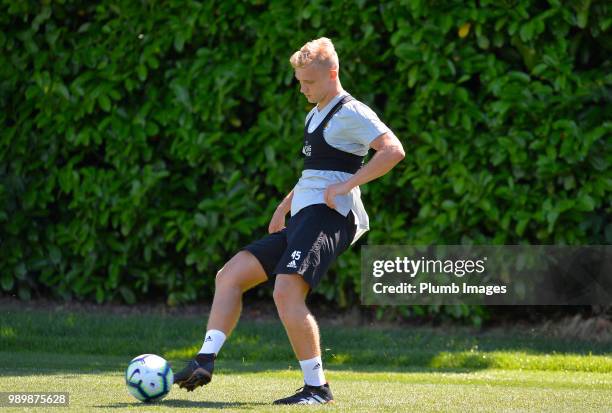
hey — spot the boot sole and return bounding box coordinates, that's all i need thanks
[175,367,212,392]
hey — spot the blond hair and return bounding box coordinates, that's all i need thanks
[289,37,339,70]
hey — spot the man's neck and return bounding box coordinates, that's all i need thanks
[317,85,344,111]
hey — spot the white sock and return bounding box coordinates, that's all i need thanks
[299,356,326,387]
[198,329,226,356]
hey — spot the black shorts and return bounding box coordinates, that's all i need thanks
[242,204,357,290]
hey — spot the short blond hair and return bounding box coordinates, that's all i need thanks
[289,37,339,70]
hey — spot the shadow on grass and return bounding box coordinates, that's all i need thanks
[1,307,610,377]
[98,400,268,409]
[3,352,610,379]
[0,357,493,378]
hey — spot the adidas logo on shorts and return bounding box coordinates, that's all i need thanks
[287,260,297,269]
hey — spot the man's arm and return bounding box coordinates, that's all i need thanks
[268,189,294,233]
[324,132,405,209]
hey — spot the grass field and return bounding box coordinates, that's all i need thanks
[0,304,611,412]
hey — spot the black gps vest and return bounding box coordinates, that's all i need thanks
[302,95,365,174]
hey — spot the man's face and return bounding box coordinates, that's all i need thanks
[294,64,335,104]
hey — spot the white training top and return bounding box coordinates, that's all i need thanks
[290,91,391,244]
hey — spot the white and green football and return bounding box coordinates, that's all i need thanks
[125,354,173,403]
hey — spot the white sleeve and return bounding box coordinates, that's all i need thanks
[339,103,391,146]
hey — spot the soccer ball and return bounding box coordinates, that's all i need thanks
[125,354,173,402]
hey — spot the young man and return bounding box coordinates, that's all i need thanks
[174,37,404,405]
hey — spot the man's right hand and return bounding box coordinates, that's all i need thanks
[268,208,287,233]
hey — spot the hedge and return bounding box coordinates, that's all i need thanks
[1,1,610,317]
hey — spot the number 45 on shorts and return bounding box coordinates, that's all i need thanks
[286,250,301,269]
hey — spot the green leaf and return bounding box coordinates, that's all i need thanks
[172,84,191,108]
[194,213,207,228]
[576,0,591,29]
[532,64,547,76]
[145,121,159,136]
[96,286,105,304]
[516,218,529,236]
[98,94,111,112]
[508,71,531,83]
[408,66,419,88]
[14,263,27,280]
[48,245,62,265]
[109,263,120,288]
[174,32,185,52]
[1,274,14,291]
[576,195,595,211]
[120,286,136,304]
[477,35,490,49]
[519,22,533,41]
[136,65,147,81]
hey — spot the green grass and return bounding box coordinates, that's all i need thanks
[0,306,611,412]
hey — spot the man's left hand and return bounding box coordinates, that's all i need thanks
[324,182,351,209]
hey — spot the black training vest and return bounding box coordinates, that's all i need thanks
[302,95,365,174]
